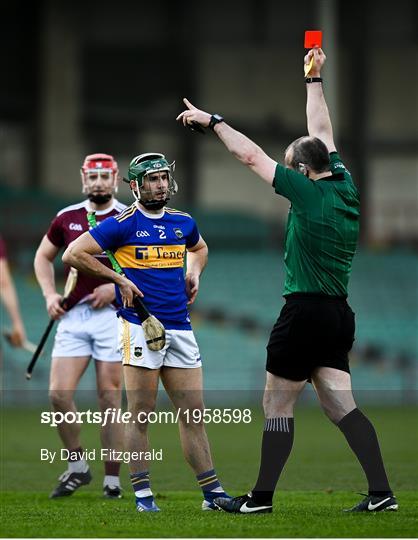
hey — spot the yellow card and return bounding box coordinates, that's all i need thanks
[304,56,314,77]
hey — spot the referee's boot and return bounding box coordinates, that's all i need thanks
[344,493,398,512]
[214,493,272,514]
[50,469,92,498]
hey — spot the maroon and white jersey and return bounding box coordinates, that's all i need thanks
[46,199,126,309]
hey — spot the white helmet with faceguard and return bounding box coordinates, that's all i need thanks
[124,153,178,210]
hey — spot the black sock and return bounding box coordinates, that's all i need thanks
[338,408,392,496]
[252,417,294,505]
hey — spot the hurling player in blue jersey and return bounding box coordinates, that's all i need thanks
[63,153,229,512]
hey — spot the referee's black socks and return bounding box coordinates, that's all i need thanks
[252,417,294,505]
[338,408,392,496]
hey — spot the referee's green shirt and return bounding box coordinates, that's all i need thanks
[273,152,360,297]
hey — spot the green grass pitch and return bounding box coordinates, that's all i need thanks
[1,406,417,537]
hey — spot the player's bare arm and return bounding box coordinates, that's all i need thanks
[34,235,66,320]
[0,257,27,346]
[185,235,208,305]
[62,231,143,307]
[305,48,336,153]
[177,98,277,185]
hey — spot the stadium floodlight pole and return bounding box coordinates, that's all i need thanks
[26,267,78,380]
[87,211,166,352]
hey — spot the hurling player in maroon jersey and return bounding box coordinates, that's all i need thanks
[34,154,127,499]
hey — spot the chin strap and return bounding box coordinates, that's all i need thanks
[141,198,170,210]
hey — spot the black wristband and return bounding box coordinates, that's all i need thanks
[208,114,224,130]
[305,77,323,83]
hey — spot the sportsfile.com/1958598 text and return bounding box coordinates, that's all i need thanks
[40,408,252,427]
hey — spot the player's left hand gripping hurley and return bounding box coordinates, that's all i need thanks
[87,212,166,352]
[26,267,78,380]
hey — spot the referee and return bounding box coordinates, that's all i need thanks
[177,48,397,514]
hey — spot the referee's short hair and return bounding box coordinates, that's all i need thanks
[287,136,330,173]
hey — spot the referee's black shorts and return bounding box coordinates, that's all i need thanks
[266,293,355,381]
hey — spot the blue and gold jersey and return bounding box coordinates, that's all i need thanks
[89,203,200,330]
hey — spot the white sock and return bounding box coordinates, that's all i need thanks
[103,474,120,488]
[135,488,153,498]
[68,459,89,474]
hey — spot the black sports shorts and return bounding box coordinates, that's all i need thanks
[266,293,355,381]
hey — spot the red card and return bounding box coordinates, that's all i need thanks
[304,30,322,49]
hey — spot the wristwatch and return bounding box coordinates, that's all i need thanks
[305,77,323,83]
[208,114,224,130]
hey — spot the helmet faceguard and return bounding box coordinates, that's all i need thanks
[124,153,178,210]
[80,153,119,203]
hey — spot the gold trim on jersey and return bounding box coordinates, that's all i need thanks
[122,318,131,365]
[165,207,191,218]
[115,244,186,269]
[116,204,137,223]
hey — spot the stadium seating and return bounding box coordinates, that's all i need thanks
[2,249,416,403]
[1,188,416,400]
[196,250,418,358]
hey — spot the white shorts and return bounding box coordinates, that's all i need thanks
[118,318,202,369]
[52,303,120,362]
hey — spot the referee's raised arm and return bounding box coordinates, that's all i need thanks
[305,47,336,153]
